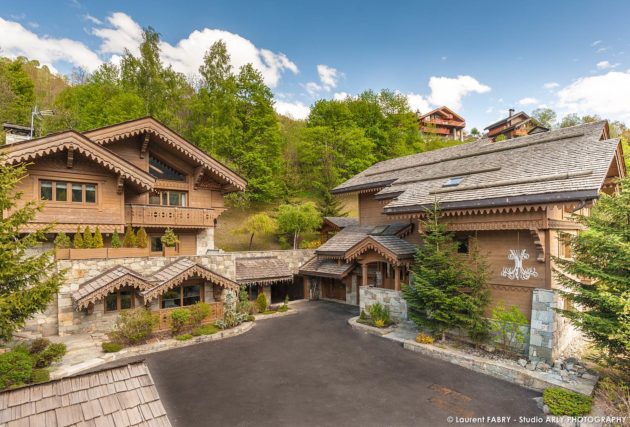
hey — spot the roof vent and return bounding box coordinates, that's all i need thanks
[443,176,464,187]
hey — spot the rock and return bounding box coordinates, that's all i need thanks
[482,344,496,353]
[534,397,544,410]
[537,362,550,372]
[518,358,528,367]
[553,359,564,370]
[560,370,570,381]
[582,373,596,380]
[526,362,537,371]
[542,405,550,415]
[565,362,574,371]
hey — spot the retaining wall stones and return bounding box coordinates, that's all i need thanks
[359,286,407,321]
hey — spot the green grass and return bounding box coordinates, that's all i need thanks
[261,310,277,315]
[175,334,193,341]
[191,324,220,336]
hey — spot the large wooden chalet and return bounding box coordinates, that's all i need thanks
[418,106,465,141]
[1,117,247,256]
[300,121,625,361]
[484,110,549,141]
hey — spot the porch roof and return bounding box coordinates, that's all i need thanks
[72,266,151,310]
[316,223,414,258]
[299,257,355,279]
[235,256,293,285]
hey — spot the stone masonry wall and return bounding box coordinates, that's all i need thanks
[359,286,407,321]
[26,249,314,336]
[528,288,558,362]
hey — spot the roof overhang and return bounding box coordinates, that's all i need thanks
[344,236,414,265]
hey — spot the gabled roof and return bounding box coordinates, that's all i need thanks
[484,111,529,130]
[235,256,293,285]
[84,117,247,192]
[332,121,622,213]
[299,257,356,279]
[323,217,359,230]
[418,106,465,123]
[0,131,155,191]
[73,266,151,310]
[0,362,172,427]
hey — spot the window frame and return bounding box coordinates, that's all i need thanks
[104,287,136,312]
[148,190,188,207]
[160,282,205,309]
[39,179,98,206]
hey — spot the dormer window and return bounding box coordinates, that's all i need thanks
[443,176,464,187]
[149,154,185,182]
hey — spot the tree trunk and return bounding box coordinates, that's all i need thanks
[248,233,254,251]
[293,231,298,249]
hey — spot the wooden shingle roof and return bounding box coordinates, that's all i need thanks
[235,257,293,285]
[298,257,355,279]
[72,266,152,310]
[0,362,171,427]
[323,217,359,229]
[332,122,623,213]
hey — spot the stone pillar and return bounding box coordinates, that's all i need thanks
[195,228,215,255]
[361,263,368,287]
[528,288,557,362]
[394,266,401,291]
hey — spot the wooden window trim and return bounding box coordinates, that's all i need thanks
[149,190,188,207]
[104,287,136,312]
[159,281,205,308]
[39,179,98,206]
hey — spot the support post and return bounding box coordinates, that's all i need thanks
[394,266,401,291]
[361,262,368,287]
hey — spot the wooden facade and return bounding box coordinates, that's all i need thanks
[484,110,549,141]
[1,117,246,256]
[418,106,465,141]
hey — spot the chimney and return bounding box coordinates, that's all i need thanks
[508,108,515,118]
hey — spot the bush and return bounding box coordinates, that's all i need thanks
[30,368,50,384]
[73,225,83,248]
[191,325,219,336]
[53,232,70,249]
[278,305,289,313]
[246,315,255,322]
[237,286,250,314]
[415,333,435,344]
[215,293,247,330]
[0,351,32,389]
[359,310,367,321]
[122,225,136,248]
[175,334,193,341]
[543,387,592,416]
[93,227,104,248]
[491,301,528,352]
[101,342,123,353]
[29,338,51,354]
[83,226,94,248]
[367,303,391,326]
[136,227,149,249]
[111,229,121,248]
[256,292,268,313]
[374,319,386,328]
[112,308,156,344]
[33,343,66,368]
[596,376,630,419]
[189,302,211,328]
[161,227,179,247]
[169,308,191,335]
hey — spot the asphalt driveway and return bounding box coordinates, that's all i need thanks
[114,301,545,427]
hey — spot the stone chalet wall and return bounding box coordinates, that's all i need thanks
[359,286,408,321]
[23,249,314,336]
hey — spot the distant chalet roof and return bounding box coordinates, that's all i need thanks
[332,121,622,213]
[484,111,530,130]
[0,361,172,427]
[323,217,359,229]
[418,106,465,123]
[299,257,355,279]
[235,256,293,285]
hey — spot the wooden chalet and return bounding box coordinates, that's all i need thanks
[300,121,626,361]
[484,110,549,141]
[0,117,246,257]
[418,106,465,141]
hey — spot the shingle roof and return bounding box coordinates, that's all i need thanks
[368,235,416,257]
[316,223,415,259]
[323,217,359,229]
[316,225,376,256]
[235,257,293,285]
[332,122,619,213]
[484,111,529,130]
[72,266,151,310]
[299,257,356,278]
[0,362,171,427]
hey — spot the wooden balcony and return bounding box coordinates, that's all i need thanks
[125,204,218,228]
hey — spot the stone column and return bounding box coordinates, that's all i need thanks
[528,288,557,362]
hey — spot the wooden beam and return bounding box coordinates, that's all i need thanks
[193,165,204,189]
[66,147,74,169]
[529,229,545,263]
[117,175,124,194]
[140,133,150,158]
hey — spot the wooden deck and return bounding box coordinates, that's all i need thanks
[125,204,218,227]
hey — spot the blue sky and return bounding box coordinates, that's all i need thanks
[2,0,630,129]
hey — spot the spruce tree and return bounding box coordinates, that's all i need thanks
[82,226,94,249]
[111,229,121,248]
[402,203,490,341]
[136,227,148,249]
[553,177,630,367]
[73,225,83,249]
[93,226,104,248]
[0,158,65,340]
[122,225,136,248]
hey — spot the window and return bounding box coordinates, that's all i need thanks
[161,283,204,308]
[150,236,163,252]
[149,155,186,181]
[149,190,187,207]
[443,176,464,187]
[104,287,135,312]
[456,235,469,254]
[39,180,97,204]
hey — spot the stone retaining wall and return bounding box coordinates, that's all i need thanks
[359,286,407,321]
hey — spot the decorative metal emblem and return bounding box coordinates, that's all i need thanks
[501,249,538,280]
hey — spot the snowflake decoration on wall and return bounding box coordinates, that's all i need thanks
[501,249,538,281]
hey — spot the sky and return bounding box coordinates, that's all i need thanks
[1,0,630,130]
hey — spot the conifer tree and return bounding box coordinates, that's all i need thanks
[136,227,148,249]
[82,226,94,249]
[122,225,136,248]
[93,226,104,248]
[0,158,64,340]
[73,225,83,249]
[402,203,490,341]
[110,229,121,248]
[553,177,630,367]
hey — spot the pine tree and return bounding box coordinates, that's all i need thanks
[111,229,121,248]
[402,203,490,341]
[553,177,630,368]
[122,225,136,248]
[73,225,83,249]
[136,227,148,249]
[0,158,65,340]
[93,226,104,248]
[82,226,94,249]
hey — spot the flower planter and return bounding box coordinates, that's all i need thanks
[55,248,71,260]
[107,247,151,258]
[162,246,177,257]
[69,248,108,260]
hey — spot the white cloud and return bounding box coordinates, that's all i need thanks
[304,82,322,97]
[333,92,350,100]
[317,64,340,89]
[274,100,310,120]
[543,82,559,90]
[518,97,538,106]
[556,71,630,123]
[596,46,610,54]
[0,17,103,72]
[84,14,102,25]
[92,12,143,55]
[406,92,431,113]
[596,60,618,70]
[426,75,491,109]
[591,40,602,47]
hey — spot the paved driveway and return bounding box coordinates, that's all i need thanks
[114,301,545,426]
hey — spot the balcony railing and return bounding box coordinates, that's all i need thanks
[125,204,217,227]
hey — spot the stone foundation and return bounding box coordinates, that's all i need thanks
[195,228,215,255]
[359,286,407,321]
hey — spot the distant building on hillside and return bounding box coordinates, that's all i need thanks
[2,123,31,144]
[417,106,465,141]
[484,109,549,141]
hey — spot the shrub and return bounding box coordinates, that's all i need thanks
[189,302,211,328]
[53,232,70,249]
[278,305,289,313]
[367,303,391,326]
[543,387,592,416]
[82,226,94,248]
[30,368,50,384]
[112,308,156,344]
[93,227,104,248]
[256,292,268,313]
[33,343,67,368]
[169,308,191,335]
[215,293,247,329]
[596,376,630,419]
[29,338,51,354]
[161,227,179,247]
[246,315,255,322]
[0,351,32,389]
[374,319,386,328]
[490,301,528,352]
[136,227,149,249]
[191,325,219,336]
[359,310,367,321]
[237,286,250,314]
[111,229,122,248]
[122,225,136,248]
[73,225,83,248]
[101,342,123,353]
[175,334,193,341]
[415,333,435,344]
